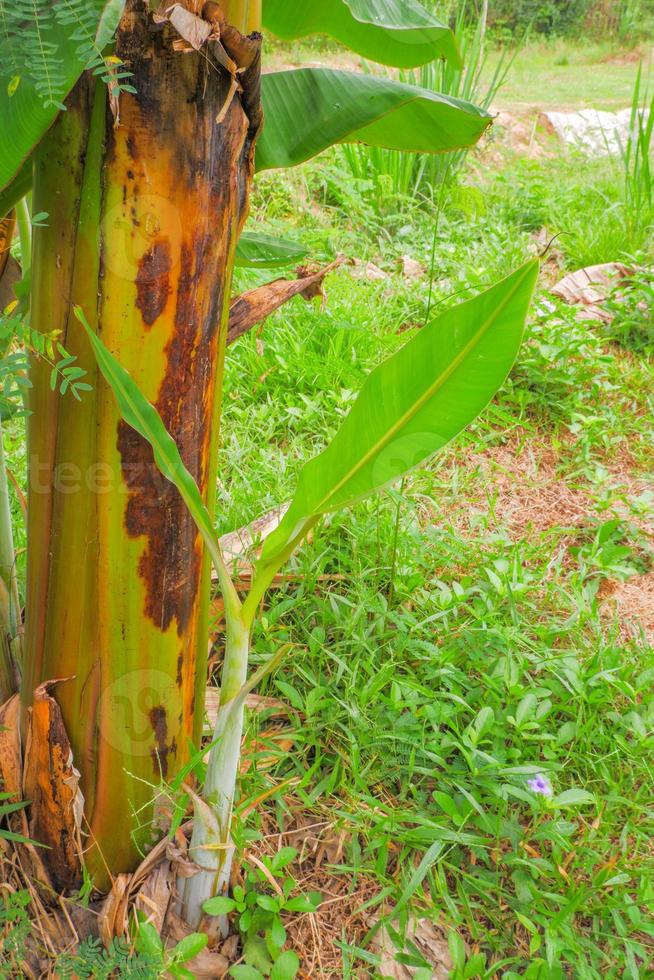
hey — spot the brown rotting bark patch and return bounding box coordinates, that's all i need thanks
[113,0,261,637]
[135,238,172,326]
[149,705,170,777]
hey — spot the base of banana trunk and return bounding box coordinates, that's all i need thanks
[23,1,261,891]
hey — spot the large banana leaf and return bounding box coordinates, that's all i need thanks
[263,0,460,69]
[0,0,125,193]
[259,260,539,565]
[256,69,492,171]
[0,162,32,221]
[235,231,308,269]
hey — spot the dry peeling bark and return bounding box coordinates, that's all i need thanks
[23,681,83,892]
[24,0,262,887]
[0,693,22,801]
[0,213,14,281]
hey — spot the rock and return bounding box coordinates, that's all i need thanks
[543,108,648,156]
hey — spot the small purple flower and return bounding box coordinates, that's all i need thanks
[527,774,553,797]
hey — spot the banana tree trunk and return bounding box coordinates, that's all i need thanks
[0,212,20,702]
[23,0,261,890]
[0,419,20,702]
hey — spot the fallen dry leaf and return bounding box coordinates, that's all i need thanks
[0,212,15,278]
[371,916,455,979]
[166,910,230,977]
[0,694,58,891]
[134,861,174,933]
[401,255,425,279]
[204,689,295,771]
[354,259,389,282]
[550,262,631,322]
[99,874,131,946]
[0,256,21,312]
[0,212,20,312]
[154,3,213,50]
[216,505,289,578]
[204,689,289,731]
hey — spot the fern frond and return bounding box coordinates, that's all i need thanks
[18,0,66,108]
[53,0,133,98]
[0,0,130,111]
[0,0,66,108]
[0,0,20,75]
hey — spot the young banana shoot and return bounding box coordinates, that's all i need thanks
[83,260,538,929]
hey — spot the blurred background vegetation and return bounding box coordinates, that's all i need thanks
[428,0,653,41]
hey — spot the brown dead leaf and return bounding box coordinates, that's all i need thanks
[0,212,14,280]
[401,255,425,279]
[315,828,347,868]
[220,934,239,961]
[126,819,193,902]
[0,208,19,314]
[204,689,289,731]
[166,834,203,880]
[371,917,455,979]
[0,209,17,317]
[0,256,21,313]
[99,874,130,946]
[204,693,295,771]
[216,506,289,578]
[227,258,343,345]
[355,260,388,282]
[23,679,83,891]
[134,861,174,934]
[0,695,58,891]
[166,911,230,977]
[204,689,295,772]
[156,3,213,50]
[551,262,631,322]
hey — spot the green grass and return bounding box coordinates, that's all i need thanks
[483,39,650,109]
[216,115,654,976]
[265,36,650,111]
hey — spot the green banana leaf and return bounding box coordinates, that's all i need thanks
[0,162,32,221]
[0,0,125,193]
[2,12,481,191]
[75,307,222,567]
[258,260,539,565]
[263,0,460,69]
[235,231,308,269]
[256,69,492,172]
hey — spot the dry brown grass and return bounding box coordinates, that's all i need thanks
[601,571,654,644]
[436,432,591,539]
